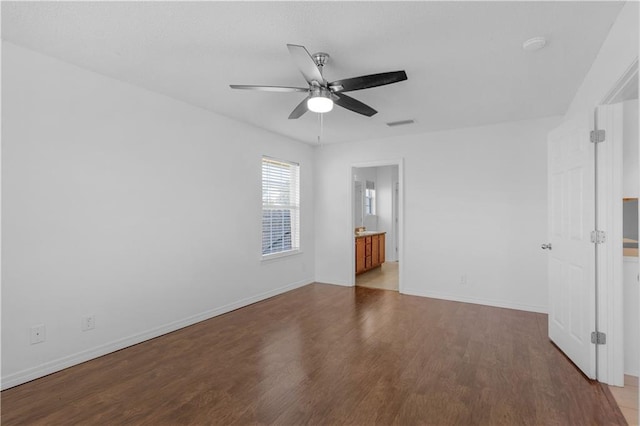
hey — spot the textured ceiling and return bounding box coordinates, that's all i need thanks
[1,1,626,144]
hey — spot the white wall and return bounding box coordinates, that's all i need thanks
[564,2,638,124]
[375,165,398,261]
[1,42,315,388]
[623,258,639,376]
[315,116,561,312]
[623,99,639,198]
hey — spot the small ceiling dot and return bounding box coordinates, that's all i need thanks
[522,36,547,52]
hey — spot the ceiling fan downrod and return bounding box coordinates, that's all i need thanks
[312,52,330,80]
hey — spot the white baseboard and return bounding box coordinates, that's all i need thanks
[402,287,548,314]
[315,277,352,287]
[315,281,354,288]
[1,278,313,390]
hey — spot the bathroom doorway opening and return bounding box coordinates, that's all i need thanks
[351,161,402,292]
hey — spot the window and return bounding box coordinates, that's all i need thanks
[262,157,300,257]
[365,180,376,215]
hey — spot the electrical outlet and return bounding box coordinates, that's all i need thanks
[460,274,467,285]
[81,315,96,331]
[30,324,46,344]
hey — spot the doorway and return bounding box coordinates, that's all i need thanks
[601,74,639,424]
[351,161,402,292]
[546,58,638,399]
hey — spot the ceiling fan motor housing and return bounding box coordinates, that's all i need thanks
[310,86,331,97]
[312,52,330,69]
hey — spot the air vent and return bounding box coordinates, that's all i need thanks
[386,119,415,127]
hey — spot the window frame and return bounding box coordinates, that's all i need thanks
[261,156,301,261]
[364,181,376,216]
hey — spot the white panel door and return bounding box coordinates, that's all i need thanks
[547,121,596,379]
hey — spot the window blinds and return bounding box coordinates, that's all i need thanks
[262,157,300,256]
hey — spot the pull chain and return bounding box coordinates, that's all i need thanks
[317,61,325,146]
[318,112,324,146]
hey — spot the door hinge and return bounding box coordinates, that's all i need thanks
[590,230,606,244]
[591,331,606,345]
[590,129,606,143]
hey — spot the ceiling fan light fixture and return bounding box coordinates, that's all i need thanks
[307,88,333,113]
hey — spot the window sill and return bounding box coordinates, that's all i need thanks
[261,249,302,263]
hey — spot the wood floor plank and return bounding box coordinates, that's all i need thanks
[1,283,626,425]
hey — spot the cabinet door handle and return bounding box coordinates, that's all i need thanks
[541,243,552,250]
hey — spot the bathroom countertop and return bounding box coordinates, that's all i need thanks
[355,231,386,238]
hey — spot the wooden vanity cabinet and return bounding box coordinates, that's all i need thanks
[356,238,366,274]
[355,232,385,275]
[372,235,379,267]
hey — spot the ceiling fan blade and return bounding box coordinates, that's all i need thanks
[230,85,308,93]
[334,93,377,117]
[287,44,324,84]
[288,97,309,119]
[329,71,407,93]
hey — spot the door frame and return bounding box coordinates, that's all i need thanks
[393,181,400,262]
[349,159,404,291]
[595,57,638,385]
[595,102,624,385]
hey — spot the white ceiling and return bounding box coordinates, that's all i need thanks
[1,1,626,144]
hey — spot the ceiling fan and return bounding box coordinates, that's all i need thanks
[230,44,407,119]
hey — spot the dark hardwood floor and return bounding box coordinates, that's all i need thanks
[1,284,626,425]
